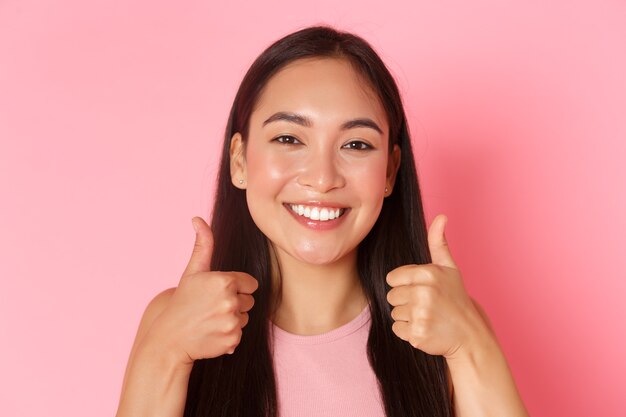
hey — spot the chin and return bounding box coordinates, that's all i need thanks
[292,246,349,266]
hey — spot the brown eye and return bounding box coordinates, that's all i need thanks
[343,140,373,150]
[273,135,301,145]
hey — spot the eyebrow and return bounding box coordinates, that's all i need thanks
[262,111,383,135]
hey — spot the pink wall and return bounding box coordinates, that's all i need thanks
[1,1,624,416]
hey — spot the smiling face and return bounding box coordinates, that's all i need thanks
[230,57,401,266]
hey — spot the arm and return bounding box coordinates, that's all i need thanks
[116,288,192,417]
[446,299,530,417]
[115,217,257,416]
[386,215,530,416]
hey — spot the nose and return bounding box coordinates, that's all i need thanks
[296,148,346,193]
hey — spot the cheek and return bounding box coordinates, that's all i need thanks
[245,145,296,186]
[244,147,295,216]
[348,158,388,197]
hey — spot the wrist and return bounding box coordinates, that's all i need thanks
[442,314,530,417]
[135,334,193,375]
[446,305,501,366]
[117,342,193,417]
[446,332,502,372]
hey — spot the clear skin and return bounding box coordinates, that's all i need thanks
[229,57,400,333]
[115,57,530,417]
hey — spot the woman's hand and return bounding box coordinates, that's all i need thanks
[140,216,259,366]
[386,214,493,360]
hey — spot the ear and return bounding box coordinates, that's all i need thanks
[384,144,401,196]
[230,132,247,189]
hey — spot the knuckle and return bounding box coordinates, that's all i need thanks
[221,296,238,313]
[411,320,428,338]
[429,284,441,297]
[216,274,236,290]
[221,316,240,333]
[414,307,431,321]
[420,289,433,304]
[421,285,439,302]
[408,335,420,348]
[422,267,437,283]
[228,331,242,348]
[431,265,447,282]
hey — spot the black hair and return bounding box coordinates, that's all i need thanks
[184,24,454,417]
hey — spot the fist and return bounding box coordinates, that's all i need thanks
[386,214,487,359]
[144,216,259,365]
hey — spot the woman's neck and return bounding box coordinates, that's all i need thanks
[269,244,369,336]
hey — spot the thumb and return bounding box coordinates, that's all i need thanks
[427,214,457,269]
[183,216,214,277]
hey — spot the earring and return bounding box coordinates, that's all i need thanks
[385,187,388,192]
[239,179,244,184]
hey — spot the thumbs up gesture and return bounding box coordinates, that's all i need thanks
[143,216,259,365]
[386,214,491,359]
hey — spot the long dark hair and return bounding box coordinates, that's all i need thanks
[184,25,454,417]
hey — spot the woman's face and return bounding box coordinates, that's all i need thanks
[230,57,401,266]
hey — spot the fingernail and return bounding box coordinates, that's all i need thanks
[191,218,199,233]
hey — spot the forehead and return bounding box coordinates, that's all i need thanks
[250,57,388,130]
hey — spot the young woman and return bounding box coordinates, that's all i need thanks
[116,25,530,417]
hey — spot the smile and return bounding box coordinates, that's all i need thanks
[287,204,347,222]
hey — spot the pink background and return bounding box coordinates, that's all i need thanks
[1,1,625,416]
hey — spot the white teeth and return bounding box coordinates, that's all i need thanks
[288,204,346,222]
